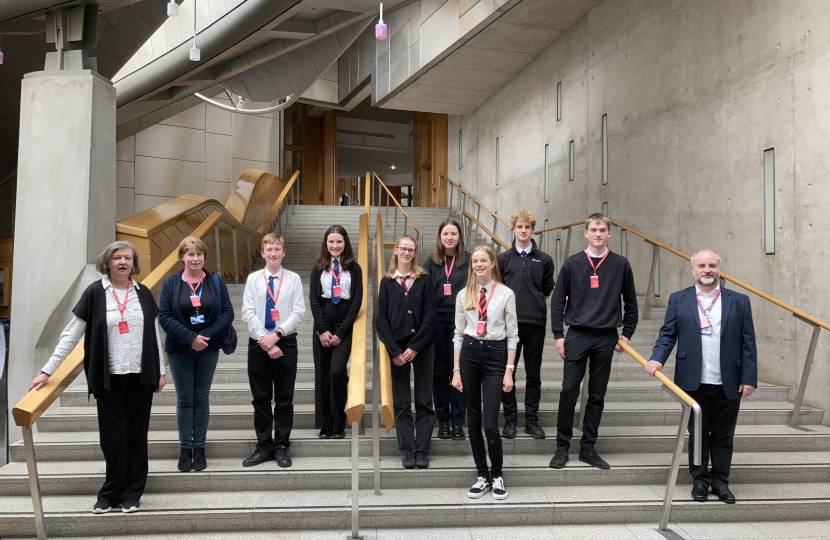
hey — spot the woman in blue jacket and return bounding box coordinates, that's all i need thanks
[159,236,234,472]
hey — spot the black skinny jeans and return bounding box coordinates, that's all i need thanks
[460,336,507,479]
[433,312,466,426]
[390,338,436,453]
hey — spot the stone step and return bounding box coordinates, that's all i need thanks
[34,401,824,433]
[2,483,830,536]
[2,451,829,496]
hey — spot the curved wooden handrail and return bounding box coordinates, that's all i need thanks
[443,175,512,231]
[257,170,300,234]
[375,213,395,432]
[534,221,584,234]
[116,195,231,238]
[372,172,422,236]
[463,210,509,250]
[617,340,695,407]
[226,169,286,229]
[346,213,370,424]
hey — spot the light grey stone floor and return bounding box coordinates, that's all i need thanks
[7,521,830,540]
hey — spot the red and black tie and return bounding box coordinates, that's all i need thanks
[479,287,488,334]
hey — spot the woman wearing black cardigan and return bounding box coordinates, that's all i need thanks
[309,225,363,439]
[376,235,436,469]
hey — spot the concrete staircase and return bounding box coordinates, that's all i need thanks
[1,205,829,537]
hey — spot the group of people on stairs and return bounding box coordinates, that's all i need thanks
[29,209,757,512]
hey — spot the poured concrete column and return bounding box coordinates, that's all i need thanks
[8,70,115,440]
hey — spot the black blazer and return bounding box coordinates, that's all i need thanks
[309,263,364,340]
[375,274,435,357]
[650,286,758,400]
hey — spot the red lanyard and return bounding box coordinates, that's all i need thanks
[478,283,497,320]
[112,286,129,319]
[586,250,609,275]
[444,255,455,282]
[264,270,284,306]
[697,288,721,314]
[331,263,342,285]
[184,272,205,297]
[399,272,412,292]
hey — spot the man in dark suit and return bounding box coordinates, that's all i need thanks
[645,250,757,504]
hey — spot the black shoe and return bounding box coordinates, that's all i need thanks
[275,446,292,468]
[243,448,275,467]
[502,421,517,439]
[711,483,735,504]
[549,447,569,469]
[437,421,452,439]
[192,447,207,471]
[121,500,140,513]
[467,476,491,499]
[491,476,508,500]
[178,448,193,472]
[92,497,112,514]
[524,421,546,439]
[402,451,416,469]
[452,424,466,440]
[578,448,610,470]
[691,481,709,502]
[331,431,345,439]
[319,429,332,439]
[415,451,429,468]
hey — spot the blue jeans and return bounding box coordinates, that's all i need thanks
[167,349,220,449]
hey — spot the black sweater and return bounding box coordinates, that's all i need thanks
[375,274,436,357]
[308,263,364,340]
[422,251,470,314]
[550,250,638,339]
[497,239,555,326]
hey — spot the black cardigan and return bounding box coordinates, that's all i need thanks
[73,280,161,397]
[375,274,435,358]
[309,263,364,340]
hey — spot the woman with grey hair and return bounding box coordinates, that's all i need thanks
[30,241,165,515]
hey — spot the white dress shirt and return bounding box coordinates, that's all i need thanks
[585,247,609,258]
[515,243,532,256]
[320,258,352,300]
[453,280,519,349]
[242,267,306,340]
[393,269,415,290]
[696,284,722,385]
[42,277,165,376]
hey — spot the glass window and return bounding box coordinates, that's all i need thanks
[569,140,574,181]
[544,144,549,202]
[557,82,562,121]
[459,130,463,169]
[764,149,775,254]
[495,137,500,185]
[602,114,608,185]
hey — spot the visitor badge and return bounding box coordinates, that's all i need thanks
[332,285,341,298]
[476,320,486,336]
[590,275,599,288]
[699,316,710,329]
[443,283,452,296]
[118,321,129,334]
[191,315,205,325]
[271,309,280,321]
[190,295,201,307]
[701,325,713,336]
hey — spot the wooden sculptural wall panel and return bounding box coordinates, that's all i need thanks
[226,169,285,230]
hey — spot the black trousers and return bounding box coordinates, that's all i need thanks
[460,336,507,479]
[313,299,352,433]
[556,329,617,450]
[686,384,741,487]
[502,323,546,424]
[390,338,436,453]
[96,373,155,503]
[248,336,298,450]
[433,312,466,426]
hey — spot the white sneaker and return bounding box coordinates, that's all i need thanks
[467,476,491,499]
[492,476,508,500]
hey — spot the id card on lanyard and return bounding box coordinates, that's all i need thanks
[443,255,455,296]
[697,288,720,336]
[265,270,284,322]
[113,287,130,334]
[184,272,205,308]
[586,251,609,288]
[331,264,342,299]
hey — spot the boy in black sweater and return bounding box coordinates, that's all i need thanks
[549,213,637,470]
[496,210,555,439]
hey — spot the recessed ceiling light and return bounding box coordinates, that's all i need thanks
[391,164,396,170]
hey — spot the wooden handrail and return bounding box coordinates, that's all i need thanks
[443,175,512,231]
[617,340,695,407]
[534,221,584,234]
[256,170,301,234]
[375,213,395,432]
[463,210,509,250]
[346,213,369,423]
[372,172,422,235]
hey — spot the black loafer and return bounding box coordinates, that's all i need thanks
[502,421,517,439]
[275,446,292,468]
[524,421,546,439]
[711,483,735,504]
[242,448,275,467]
[691,481,709,502]
[437,421,452,439]
[549,448,569,469]
[578,448,610,470]
[451,424,465,440]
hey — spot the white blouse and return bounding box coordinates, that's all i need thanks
[453,280,519,350]
[41,278,165,377]
[320,258,352,300]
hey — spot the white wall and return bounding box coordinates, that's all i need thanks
[116,99,283,219]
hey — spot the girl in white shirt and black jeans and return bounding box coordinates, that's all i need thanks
[452,246,518,500]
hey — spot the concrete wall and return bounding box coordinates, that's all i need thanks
[448,0,830,418]
[116,99,283,220]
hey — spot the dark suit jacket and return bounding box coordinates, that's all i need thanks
[650,285,757,400]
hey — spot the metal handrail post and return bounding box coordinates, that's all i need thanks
[246,234,251,276]
[371,240,382,494]
[350,419,360,539]
[448,184,454,217]
[232,228,239,284]
[438,175,443,207]
[492,215,498,253]
[404,217,408,236]
[658,404,693,531]
[791,322,821,428]
[643,243,659,320]
[215,226,222,277]
[23,427,47,540]
[394,206,398,237]
[621,229,628,258]
[563,227,572,259]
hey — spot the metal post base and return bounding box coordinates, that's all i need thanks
[659,404,692,531]
[350,420,360,539]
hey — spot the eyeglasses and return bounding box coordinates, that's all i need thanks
[397,247,416,254]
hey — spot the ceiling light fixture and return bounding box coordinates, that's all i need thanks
[189,0,200,61]
[391,164,396,170]
[375,3,387,40]
[167,0,179,17]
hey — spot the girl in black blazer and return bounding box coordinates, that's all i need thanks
[376,235,436,469]
[309,225,363,439]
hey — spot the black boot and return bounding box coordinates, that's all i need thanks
[178,448,193,472]
[437,421,451,439]
[192,447,207,471]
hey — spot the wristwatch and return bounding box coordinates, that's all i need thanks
[276,328,285,338]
